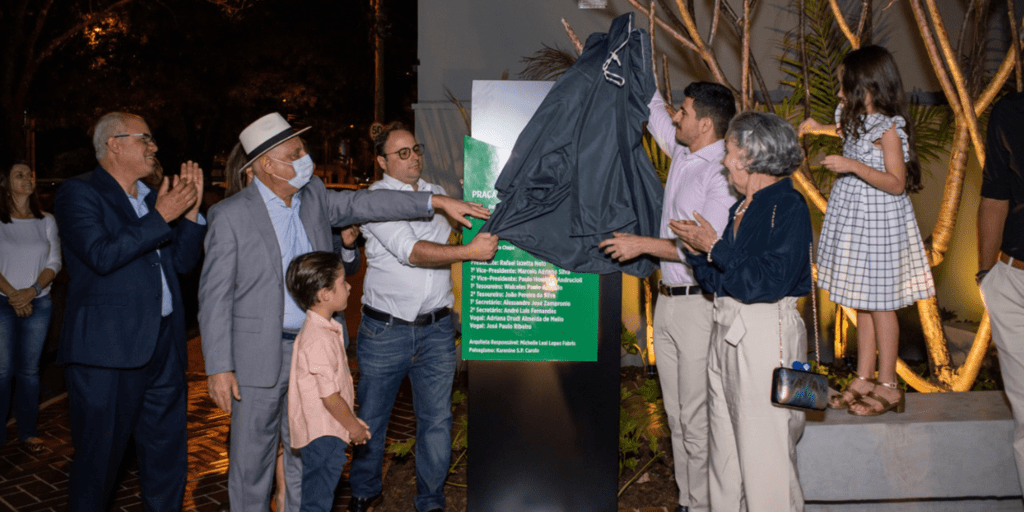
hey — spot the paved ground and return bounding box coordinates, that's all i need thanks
[0,366,420,512]
[2,366,671,512]
[2,370,667,512]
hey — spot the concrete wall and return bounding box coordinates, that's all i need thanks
[417,0,976,104]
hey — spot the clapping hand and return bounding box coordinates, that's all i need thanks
[154,169,198,223]
[180,160,204,221]
[669,212,717,254]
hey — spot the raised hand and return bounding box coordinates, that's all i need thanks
[154,174,198,223]
[180,160,204,222]
[465,232,499,261]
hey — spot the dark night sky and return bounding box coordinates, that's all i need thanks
[26,0,417,180]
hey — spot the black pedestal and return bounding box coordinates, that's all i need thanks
[467,274,621,512]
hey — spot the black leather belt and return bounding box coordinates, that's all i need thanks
[658,283,705,297]
[363,305,451,326]
[282,331,299,340]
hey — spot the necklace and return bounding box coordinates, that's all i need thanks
[734,201,751,217]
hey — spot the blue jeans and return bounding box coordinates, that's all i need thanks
[300,436,348,512]
[0,294,53,442]
[349,313,456,512]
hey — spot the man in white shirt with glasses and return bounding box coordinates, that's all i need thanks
[347,122,497,512]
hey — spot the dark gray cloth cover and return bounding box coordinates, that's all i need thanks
[480,13,663,278]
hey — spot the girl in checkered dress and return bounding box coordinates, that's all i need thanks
[799,45,935,416]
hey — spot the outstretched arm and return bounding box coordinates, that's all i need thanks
[598,233,681,262]
[798,118,840,138]
[408,232,499,267]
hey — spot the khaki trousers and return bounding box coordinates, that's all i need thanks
[708,296,806,512]
[652,292,714,511]
[981,260,1024,493]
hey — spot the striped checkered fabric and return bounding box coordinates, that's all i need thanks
[816,110,935,311]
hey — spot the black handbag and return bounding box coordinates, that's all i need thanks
[770,242,829,411]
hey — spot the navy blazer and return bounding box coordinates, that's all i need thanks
[54,165,206,368]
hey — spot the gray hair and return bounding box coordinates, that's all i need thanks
[92,112,136,161]
[727,111,804,177]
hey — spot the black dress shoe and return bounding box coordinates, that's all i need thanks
[675,507,689,512]
[348,493,383,512]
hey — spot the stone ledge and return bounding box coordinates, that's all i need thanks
[797,391,1022,502]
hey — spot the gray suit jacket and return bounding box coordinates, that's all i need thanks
[198,176,432,387]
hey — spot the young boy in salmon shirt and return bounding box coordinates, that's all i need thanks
[286,251,371,511]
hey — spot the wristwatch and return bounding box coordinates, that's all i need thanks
[31,283,43,296]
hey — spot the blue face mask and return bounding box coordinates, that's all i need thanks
[268,154,315,189]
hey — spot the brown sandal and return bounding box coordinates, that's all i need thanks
[848,381,905,416]
[828,375,874,410]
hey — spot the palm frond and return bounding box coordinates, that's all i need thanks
[519,44,577,81]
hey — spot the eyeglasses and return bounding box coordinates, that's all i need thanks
[384,144,424,160]
[111,133,156,145]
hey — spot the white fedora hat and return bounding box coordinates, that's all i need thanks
[239,112,311,171]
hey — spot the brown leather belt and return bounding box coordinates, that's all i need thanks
[658,283,706,297]
[1000,252,1024,271]
[362,305,451,326]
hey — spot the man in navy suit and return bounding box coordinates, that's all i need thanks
[54,112,207,512]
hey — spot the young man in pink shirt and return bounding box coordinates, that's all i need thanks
[286,251,371,511]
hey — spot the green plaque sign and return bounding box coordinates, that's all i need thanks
[461,136,599,361]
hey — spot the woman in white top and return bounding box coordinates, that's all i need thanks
[0,162,61,453]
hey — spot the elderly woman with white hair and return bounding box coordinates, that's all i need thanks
[671,111,812,512]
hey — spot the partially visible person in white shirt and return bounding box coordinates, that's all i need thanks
[0,161,62,453]
[346,123,497,512]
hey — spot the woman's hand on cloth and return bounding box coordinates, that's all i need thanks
[669,212,718,254]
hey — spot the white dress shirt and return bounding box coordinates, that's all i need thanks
[361,174,454,322]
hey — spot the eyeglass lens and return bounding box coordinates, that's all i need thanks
[397,145,424,160]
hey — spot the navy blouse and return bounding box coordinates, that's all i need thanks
[685,177,813,304]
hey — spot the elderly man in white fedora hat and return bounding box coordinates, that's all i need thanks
[199,113,490,512]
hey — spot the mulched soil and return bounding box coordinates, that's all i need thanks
[375,367,680,511]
